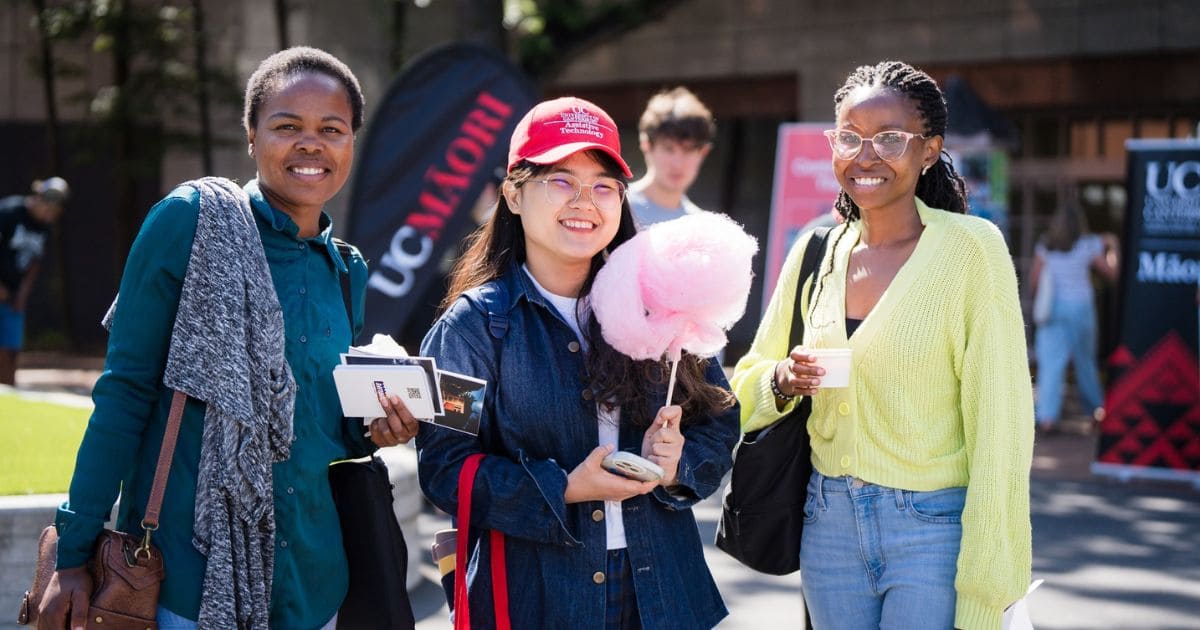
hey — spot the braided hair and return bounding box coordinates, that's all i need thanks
[832,60,968,220]
[811,61,970,315]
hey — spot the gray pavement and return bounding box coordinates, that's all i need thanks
[8,357,1200,629]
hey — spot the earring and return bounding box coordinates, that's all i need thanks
[248,144,254,157]
[921,163,931,176]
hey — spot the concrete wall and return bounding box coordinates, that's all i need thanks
[551,0,1200,120]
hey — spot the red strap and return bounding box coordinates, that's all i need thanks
[491,529,509,630]
[454,454,510,630]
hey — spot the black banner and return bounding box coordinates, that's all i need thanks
[346,44,536,341]
[1095,140,1200,482]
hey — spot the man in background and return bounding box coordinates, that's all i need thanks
[0,177,69,385]
[628,86,715,228]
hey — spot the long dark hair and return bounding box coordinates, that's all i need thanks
[440,150,735,426]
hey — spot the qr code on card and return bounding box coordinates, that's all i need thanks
[407,387,421,399]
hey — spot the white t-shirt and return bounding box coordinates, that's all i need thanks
[1036,234,1104,305]
[627,188,703,230]
[523,266,627,549]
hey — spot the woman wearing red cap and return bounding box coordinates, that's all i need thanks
[417,97,740,629]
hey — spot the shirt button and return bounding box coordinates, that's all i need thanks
[592,509,604,522]
[840,455,851,468]
[581,389,594,401]
[592,571,605,584]
[568,341,581,353]
[326,328,332,337]
[299,287,306,295]
[286,487,295,495]
[297,243,304,250]
[299,335,307,343]
[838,402,851,416]
[280,540,288,548]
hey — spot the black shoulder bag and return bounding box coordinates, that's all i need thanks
[329,238,416,630]
[715,227,831,576]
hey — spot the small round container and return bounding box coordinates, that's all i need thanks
[809,348,852,388]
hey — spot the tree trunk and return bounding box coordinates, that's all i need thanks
[30,0,72,347]
[275,0,289,50]
[389,0,408,72]
[111,0,137,273]
[30,0,61,174]
[192,0,213,173]
[454,0,505,53]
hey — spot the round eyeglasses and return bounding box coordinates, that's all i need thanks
[529,173,626,212]
[823,129,927,162]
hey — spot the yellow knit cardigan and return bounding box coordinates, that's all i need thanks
[731,198,1034,630]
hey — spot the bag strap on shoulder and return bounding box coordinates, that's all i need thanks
[467,282,510,340]
[788,227,833,349]
[332,237,355,326]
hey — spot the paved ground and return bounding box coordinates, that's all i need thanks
[9,354,1200,629]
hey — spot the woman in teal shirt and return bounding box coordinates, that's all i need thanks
[38,47,418,630]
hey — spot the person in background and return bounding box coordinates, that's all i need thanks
[732,60,1033,630]
[37,47,417,630]
[1029,203,1119,433]
[627,86,715,228]
[0,177,69,385]
[418,96,740,628]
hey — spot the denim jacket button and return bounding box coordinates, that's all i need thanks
[591,509,604,522]
[592,571,606,584]
[568,340,581,353]
[581,389,594,401]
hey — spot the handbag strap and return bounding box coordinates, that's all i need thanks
[789,227,834,349]
[454,454,510,630]
[141,390,188,530]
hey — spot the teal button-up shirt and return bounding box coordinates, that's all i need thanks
[55,179,373,628]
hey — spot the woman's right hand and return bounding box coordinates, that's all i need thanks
[564,445,658,504]
[774,346,826,400]
[37,566,91,630]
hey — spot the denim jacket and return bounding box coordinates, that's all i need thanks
[417,263,739,629]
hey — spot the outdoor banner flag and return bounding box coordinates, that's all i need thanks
[346,44,536,340]
[762,123,838,311]
[1093,139,1200,484]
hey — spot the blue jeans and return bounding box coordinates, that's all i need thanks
[1034,297,1105,425]
[800,472,965,630]
[605,548,642,630]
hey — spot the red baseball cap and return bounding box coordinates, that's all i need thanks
[507,97,632,177]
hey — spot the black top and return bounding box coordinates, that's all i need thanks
[846,317,864,338]
[0,195,51,293]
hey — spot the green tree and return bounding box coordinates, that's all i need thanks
[502,0,689,81]
[37,0,239,271]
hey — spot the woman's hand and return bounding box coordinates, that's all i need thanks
[641,405,684,487]
[368,393,419,447]
[564,445,658,504]
[774,346,826,400]
[37,566,91,630]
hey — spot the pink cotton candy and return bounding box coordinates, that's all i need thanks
[591,212,758,362]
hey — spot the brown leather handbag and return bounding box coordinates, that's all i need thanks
[17,391,187,629]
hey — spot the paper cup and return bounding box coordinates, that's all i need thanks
[809,348,852,388]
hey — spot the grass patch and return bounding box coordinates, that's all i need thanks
[0,394,89,495]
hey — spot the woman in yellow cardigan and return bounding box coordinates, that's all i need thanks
[731,60,1033,630]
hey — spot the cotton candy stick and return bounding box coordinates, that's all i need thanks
[665,358,679,406]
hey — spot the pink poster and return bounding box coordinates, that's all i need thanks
[762,123,839,311]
